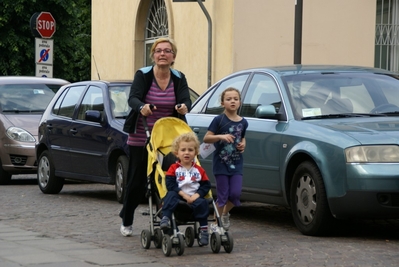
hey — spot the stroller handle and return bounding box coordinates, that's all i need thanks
[142,104,155,138]
[142,104,155,151]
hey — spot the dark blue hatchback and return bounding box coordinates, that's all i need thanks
[36,80,132,203]
[36,80,199,203]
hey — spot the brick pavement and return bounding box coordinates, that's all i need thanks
[1,179,399,266]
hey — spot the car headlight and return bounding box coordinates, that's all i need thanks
[6,127,36,142]
[345,145,399,163]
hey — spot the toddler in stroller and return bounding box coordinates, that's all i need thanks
[140,117,233,256]
[160,131,211,246]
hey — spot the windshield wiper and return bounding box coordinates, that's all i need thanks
[378,111,399,116]
[301,113,386,120]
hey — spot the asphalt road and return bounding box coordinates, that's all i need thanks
[1,175,399,266]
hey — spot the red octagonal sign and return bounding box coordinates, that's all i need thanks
[36,12,56,38]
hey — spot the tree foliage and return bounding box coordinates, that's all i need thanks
[0,0,91,82]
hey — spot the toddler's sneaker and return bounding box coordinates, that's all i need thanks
[222,213,231,230]
[199,230,209,246]
[120,224,133,237]
[160,216,171,230]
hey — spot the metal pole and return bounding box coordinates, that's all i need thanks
[294,0,303,64]
[197,0,212,88]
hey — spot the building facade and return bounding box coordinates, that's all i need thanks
[92,0,397,94]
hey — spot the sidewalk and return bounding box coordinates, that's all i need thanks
[0,222,168,267]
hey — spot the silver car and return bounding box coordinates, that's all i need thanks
[0,76,69,184]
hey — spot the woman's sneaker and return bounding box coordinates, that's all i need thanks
[120,224,133,237]
[222,213,230,230]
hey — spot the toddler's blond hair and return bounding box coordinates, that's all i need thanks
[172,132,200,155]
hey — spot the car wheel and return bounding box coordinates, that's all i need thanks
[290,161,333,236]
[115,155,128,204]
[0,159,12,185]
[37,150,64,194]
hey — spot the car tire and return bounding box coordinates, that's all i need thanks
[37,150,64,194]
[0,159,12,185]
[115,155,128,204]
[290,161,333,236]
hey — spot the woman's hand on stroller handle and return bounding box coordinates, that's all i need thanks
[176,103,188,115]
[140,104,156,116]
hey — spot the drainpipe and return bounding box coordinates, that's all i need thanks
[294,0,303,64]
[197,0,212,88]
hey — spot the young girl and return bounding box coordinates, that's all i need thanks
[203,87,248,231]
[161,132,211,246]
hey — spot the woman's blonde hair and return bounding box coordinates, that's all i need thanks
[172,132,200,155]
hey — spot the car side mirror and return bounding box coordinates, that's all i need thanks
[255,104,282,120]
[85,110,103,123]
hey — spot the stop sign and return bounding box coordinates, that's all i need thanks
[36,12,56,38]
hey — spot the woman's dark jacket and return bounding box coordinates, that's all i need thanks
[123,66,191,134]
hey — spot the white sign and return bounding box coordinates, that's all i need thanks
[36,64,53,78]
[35,38,53,65]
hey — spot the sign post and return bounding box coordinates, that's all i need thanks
[31,12,56,78]
[35,38,54,77]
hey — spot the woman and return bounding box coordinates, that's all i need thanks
[119,37,191,236]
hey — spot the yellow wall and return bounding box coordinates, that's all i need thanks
[302,0,375,65]
[91,0,137,80]
[92,0,377,94]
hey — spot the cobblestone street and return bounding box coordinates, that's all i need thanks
[1,177,399,266]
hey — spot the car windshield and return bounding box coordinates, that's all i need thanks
[0,83,61,113]
[109,85,131,118]
[283,72,399,120]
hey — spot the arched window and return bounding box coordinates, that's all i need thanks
[145,0,169,66]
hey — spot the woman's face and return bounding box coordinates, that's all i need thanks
[153,42,176,67]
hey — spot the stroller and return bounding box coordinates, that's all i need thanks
[140,117,234,256]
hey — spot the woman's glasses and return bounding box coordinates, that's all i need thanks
[154,49,174,54]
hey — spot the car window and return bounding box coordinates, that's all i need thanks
[0,84,58,112]
[189,88,199,105]
[53,85,86,118]
[77,86,104,121]
[109,85,130,117]
[204,74,249,114]
[241,73,281,117]
[190,89,212,113]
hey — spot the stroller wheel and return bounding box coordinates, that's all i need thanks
[210,232,221,253]
[175,234,185,256]
[223,231,234,253]
[140,229,151,249]
[184,226,195,247]
[153,228,163,248]
[162,234,172,257]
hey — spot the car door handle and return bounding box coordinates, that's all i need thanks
[192,127,199,133]
[46,124,53,130]
[69,128,78,134]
